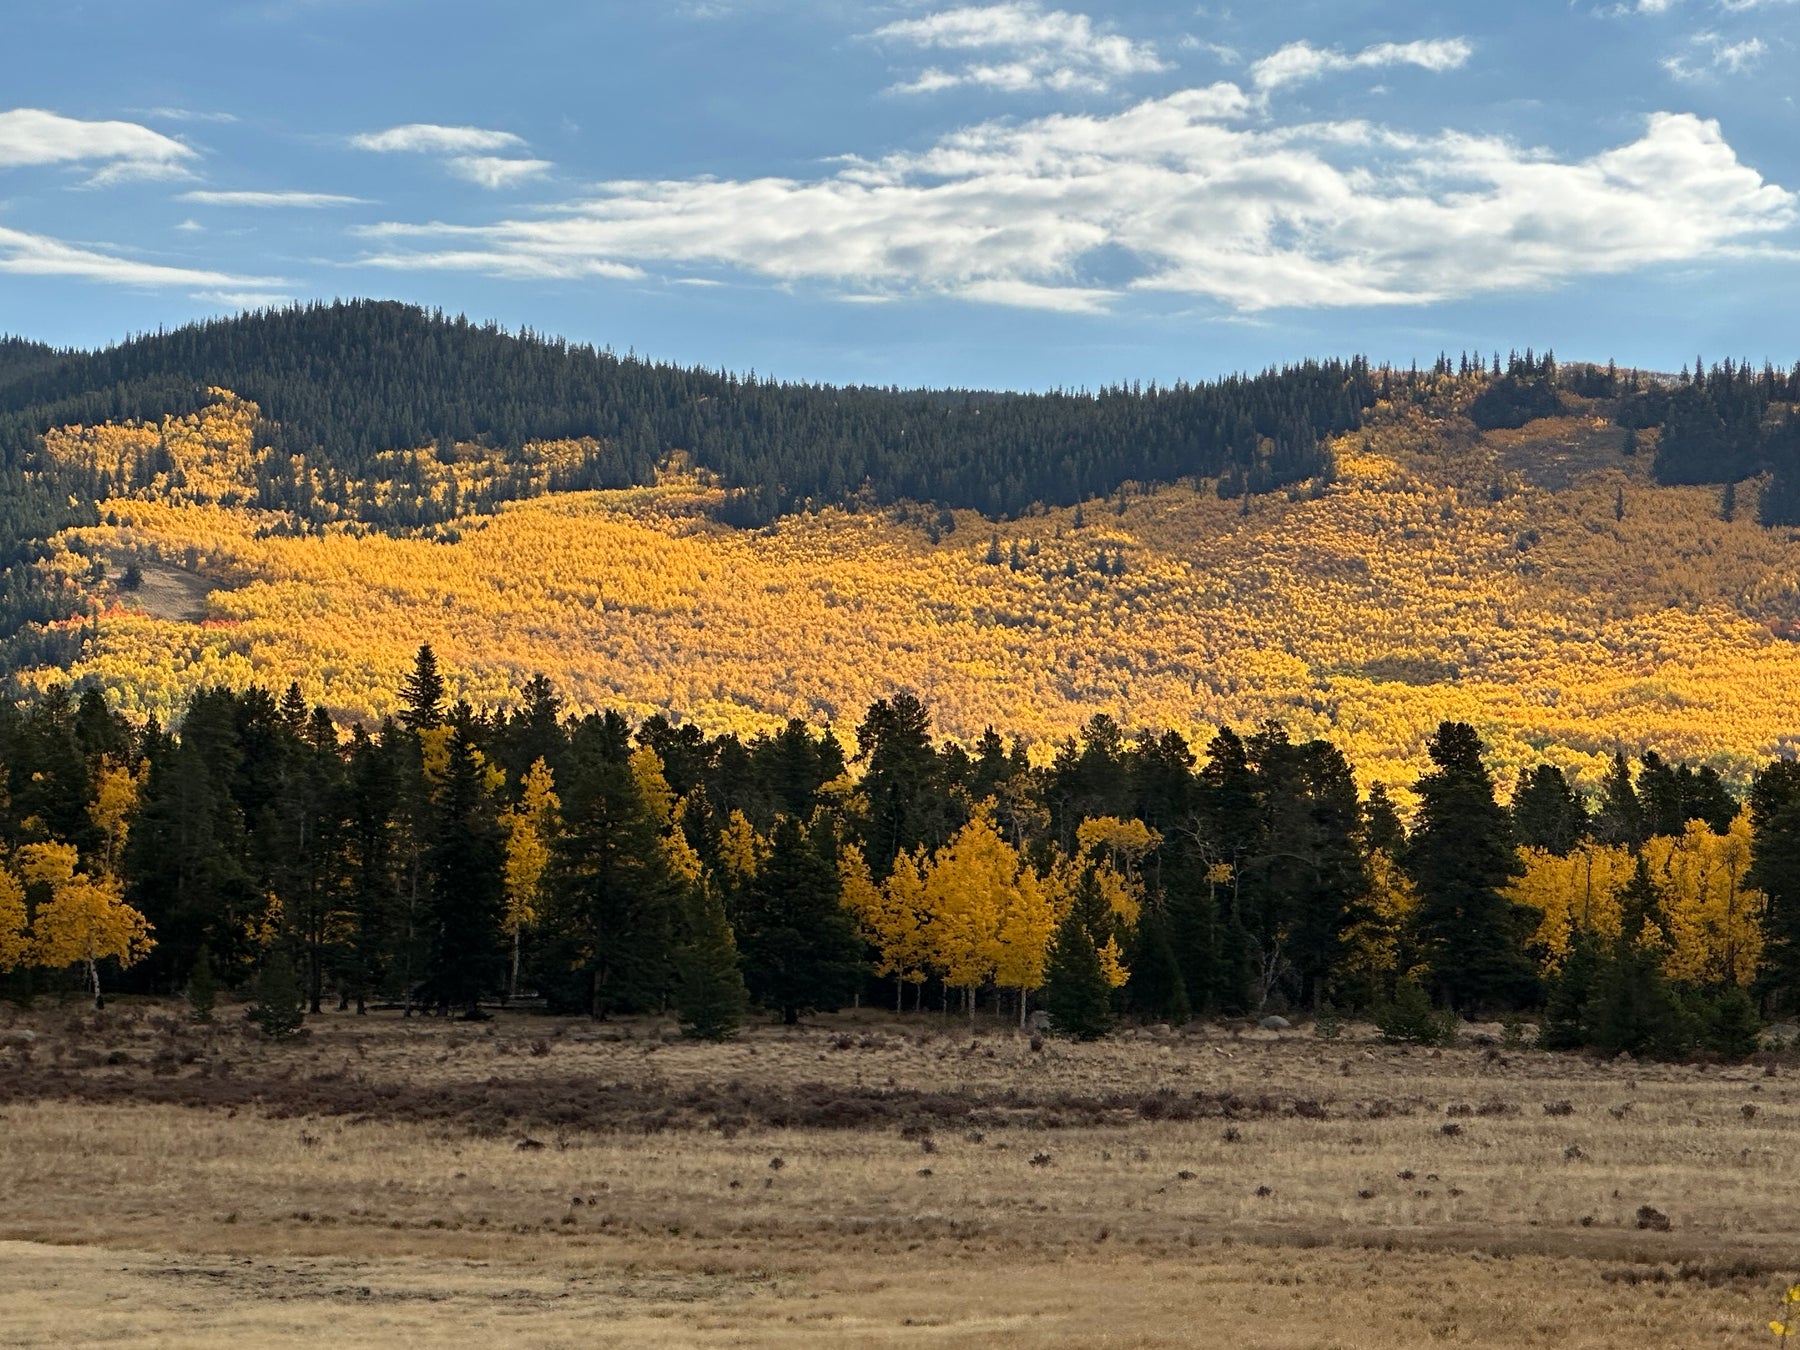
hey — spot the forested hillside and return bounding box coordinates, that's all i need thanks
[1,300,1369,527]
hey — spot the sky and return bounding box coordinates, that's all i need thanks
[2,0,1798,390]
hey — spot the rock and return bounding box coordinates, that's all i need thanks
[1259,1015,1291,1031]
[0,1030,37,1046]
[1026,1010,1053,1033]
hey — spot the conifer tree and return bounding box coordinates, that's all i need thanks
[1404,722,1533,1011]
[253,949,306,1040]
[400,643,445,732]
[1044,875,1114,1039]
[423,720,505,1014]
[735,816,862,1024]
[1593,752,1645,849]
[187,943,217,1023]
[1511,765,1588,856]
[675,885,748,1040]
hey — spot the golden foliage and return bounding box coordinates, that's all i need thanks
[501,760,559,937]
[15,841,154,983]
[1512,817,1764,986]
[23,387,1800,805]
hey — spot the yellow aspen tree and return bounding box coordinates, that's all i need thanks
[921,807,1021,1023]
[89,760,144,875]
[1075,816,1161,886]
[1097,934,1129,989]
[994,865,1057,1025]
[501,758,559,999]
[0,863,28,971]
[718,810,769,885]
[874,848,933,1010]
[18,842,153,1007]
[1339,850,1415,996]
[629,746,676,828]
[1514,842,1634,969]
[1650,814,1763,987]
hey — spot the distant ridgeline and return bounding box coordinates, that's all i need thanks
[1458,348,1800,520]
[0,300,1371,528]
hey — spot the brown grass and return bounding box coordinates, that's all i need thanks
[0,1002,1794,1346]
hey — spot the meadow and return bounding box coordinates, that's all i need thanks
[2,1002,1796,1347]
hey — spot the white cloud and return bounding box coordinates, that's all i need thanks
[194,290,294,307]
[351,123,525,154]
[351,97,1793,313]
[352,123,549,189]
[0,108,195,183]
[1664,30,1769,76]
[0,225,282,289]
[139,107,238,124]
[1249,38,1472,95]
[873,3,1167,95]
[445,156,552,189]
[179,189,368,207]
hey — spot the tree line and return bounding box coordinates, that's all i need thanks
[0,650,1793,1053]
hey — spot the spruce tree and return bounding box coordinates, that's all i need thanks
[1511,765,1587,856]
[1404,722,1533,1012]
[675,886,749,1041]
[734,816,862,1024]
[1747,760,1800,1009]
[423,721,506,1015]
[1539,927,1603,1050]
[400,643,445,732]
[253,950,306,1040]
[1044,905,1113,1040]
[187,943,217,1024]
[1593,752,1645,848]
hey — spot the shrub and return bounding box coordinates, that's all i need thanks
[252,953,305,1041]
[1375,976,1457,1047]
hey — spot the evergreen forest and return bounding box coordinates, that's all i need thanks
[0,650,1787,1059]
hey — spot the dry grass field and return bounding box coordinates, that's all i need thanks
[1,1003,1797,1347]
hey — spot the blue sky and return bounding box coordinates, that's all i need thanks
[2,0,1797,389]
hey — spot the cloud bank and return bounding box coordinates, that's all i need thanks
[356,95,1792,313]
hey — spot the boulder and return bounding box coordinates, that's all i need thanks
[1259,1015,1291,1031]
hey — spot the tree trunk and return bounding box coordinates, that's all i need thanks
[87,958,102,1010]
[895,976,903,1012]
[509,928,521,1004]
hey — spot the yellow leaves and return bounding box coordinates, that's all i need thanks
[419,726,452,784]
[11,843,153,974]
[90,760,144,871]
[1097,934,1129,989]
[501,759,560,936]
[629,747,676,828]
[29,383,1800,807]
[0,864,28,970]
[1514,818,1766,986]
[1648,814,1763,987]
[1075,816,1161,876]
[718,811,769,882]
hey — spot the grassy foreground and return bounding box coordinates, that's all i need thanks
[1,1004,1795,1347]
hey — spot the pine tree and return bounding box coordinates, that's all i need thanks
[675,886,748,1041]
[1511,764,1588,855]
[187,943,217,1023]
[1593,752,1644,848]
[400,643,445,732]
[1404,722,1533,1012]
[1539,927,1603,1050]
[423,722,505,1015]
[735,817,862,1024]
[1044,897,1113,1040]
[253,950,306,1040]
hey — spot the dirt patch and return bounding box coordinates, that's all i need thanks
[111,556,221,622]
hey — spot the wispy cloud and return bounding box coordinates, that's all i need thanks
[139,107,239,124]
[0,224,282,289]
[351,98,1793,314]
[1664,30,1768,75]
[350,123,525,154]
[874,3,1168,95]
[445,156,552,189]
[351,122,549,189]
[179,189,368,207]
[0,108,196,184]
[1249,38,1473,95]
